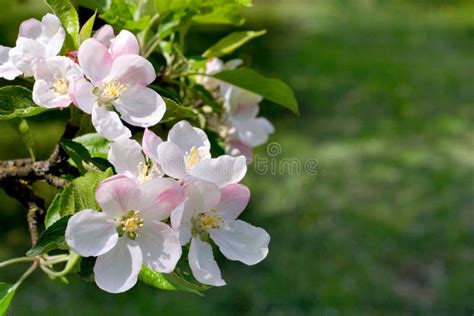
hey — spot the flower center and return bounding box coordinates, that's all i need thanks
[184,146,210,172]
[94,80,127,106]
[137,162,161,183]
[191,208,223,235]
[52,79,69,95]
[117,210,144,240]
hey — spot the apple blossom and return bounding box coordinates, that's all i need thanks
[108,129,163,182]
[93,25,140,59]
[66,175,184,293]
[0,46,21,80]
[171,180,270,286]
[9,13,65,77]
[197,57,242,91]
[32,56,82,108]
[71,38,166,141]
[156,120,247,187]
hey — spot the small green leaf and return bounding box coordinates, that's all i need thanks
[74,133,111,159]
[212,68,299,114]
[44,193,61,228]
[0,283,18,316]
[74,0,108,11]
[203,30,266,58]
[60,139,91,174]
[26,215,72,256]
[138,265,176,291]
[0,86,47,120]
[79,11,97,44]
[45,0,80,49]
[161,97,195,123]
[100,0,150,32]
[163,271,210,296]
[59,169,113,217]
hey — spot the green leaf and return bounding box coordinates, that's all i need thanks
[59,168,113,217]
[26,215,72,256]
[163,271,210,295]
[74,0,108,11]
[0,283,17,316]
[74,133,111,159]
[44,193,61,228]
[0,86,47,120]
[203,30,266,58]
[78,257,96,282]
[100,0,151,31]
[192,5,245,25]
[60,139,91,174]
[79,11,97,44]
[161,97,195,123]
[45,0,80,49]
[138,265,176,291]
[212,68,299,114]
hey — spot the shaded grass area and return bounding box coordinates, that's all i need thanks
[1,0,473,315]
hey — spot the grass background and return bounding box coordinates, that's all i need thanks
[0,0,473,315]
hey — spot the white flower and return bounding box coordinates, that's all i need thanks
[108,129,163,183]
[156,120,247,187]
[70,38,166,141]
[9,13,65,77]
[66,175,184,293]
[93,24,140,59]
[0,46,21,80]
[32,56,82,108]
[171,180,270,286]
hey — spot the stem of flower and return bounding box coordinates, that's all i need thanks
[39,251,80,278]
[0,256,36,268]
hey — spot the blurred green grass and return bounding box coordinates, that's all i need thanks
[0,0,473,315]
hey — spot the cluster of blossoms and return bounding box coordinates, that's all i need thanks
[0,14,271,293]
[199,58,275,159]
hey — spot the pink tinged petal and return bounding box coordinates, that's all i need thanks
[107,54,155,86]
[233,102,259,120]
[190,155,247,188]
[170,202,192,245]
[10,38,46,77]
[78,39,112,85]
[209,220,270,265]
[65,209,119,257]
[109,30,140,59]
[33,79,71,108]
[94,25,115,47]
[156,142,187,179]
[91,104,131,141]
[69,77,95,114]
[96,174,142,217]
[233,117,274,147]
[188,237,226,286]
[19,18,42,39]
[226,139,253,160]
[216,184,250,221]
[114,85,165,127]
[40,13,65,56]
[184,180,221,212]
[0,46,21,80]
[108,138,145,178]
[139,178,184,222]
[94,238,142,293]
[168,120,211,152]
[142,129,162,164]
[137,221,182,273]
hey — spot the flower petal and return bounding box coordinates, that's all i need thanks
[188,237,226,286]
[96,174,141,217]
[110,30,140,59]
[232,117,274,147]
[142,128,162,164]
[184,180,221,212]
[78,38,112,85]
[19,18,42,39]
[40,13,65,56]
[170,201,192,245]
[91,104,131,141]
[156,141,187,179]
[107,54,155,86]
[139,178,184,222]
[69,77,96,114]
[94,24,115,47]
[33,79,71,108]
[0,46,21,80]
[108,138,145,178]
[216,184,250,221]
[168,121,210,152]
[190,155,247,187]
[226,139,253,160]
[114,85,165,127]
[137,221,181,273]
[94,237,142,293]
[65,209,118,257]
[209,220,270,265]
[10,37,46,77]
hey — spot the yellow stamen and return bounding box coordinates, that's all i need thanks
[52,79,69,95]
[192,208,223,235]
[95,80,127,105]
[118,210,144,240]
